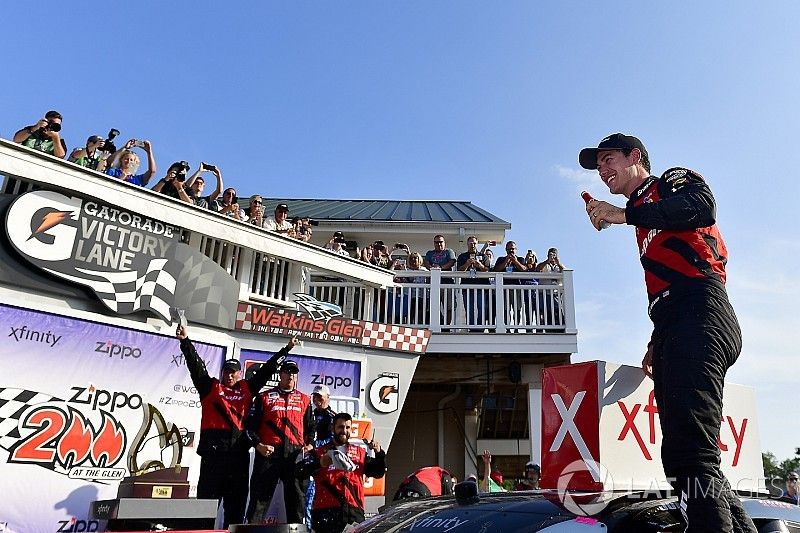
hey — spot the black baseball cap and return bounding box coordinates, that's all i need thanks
[276,203,289,211]
[87,135,103,143]
[223,359,241,372]
[280,360,299,373]
[579,133,648,170]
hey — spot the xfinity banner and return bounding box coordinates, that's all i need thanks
[0,303,226,533]
[4,191,239,328]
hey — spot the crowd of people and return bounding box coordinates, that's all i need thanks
[178,325,386,532]
[12,111,564,266]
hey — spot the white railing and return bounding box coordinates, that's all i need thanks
[0,139,394,311]
[309,269,576,334]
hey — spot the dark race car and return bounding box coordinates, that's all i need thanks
[350,483,800,532]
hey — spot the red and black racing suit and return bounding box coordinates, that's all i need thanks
[297,441,386,533]
[626,168,756,533]
[246,386,314,524]
[181,338,289,528]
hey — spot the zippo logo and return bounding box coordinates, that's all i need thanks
[69,384,143,413]
[369,373,399,414]
[311,373,352,389]
[56,518,100,532]
[95,340,142,359]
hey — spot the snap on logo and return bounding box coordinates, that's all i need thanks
[369,373,399,414]
[95,340,142,359]
[311,373,352,389]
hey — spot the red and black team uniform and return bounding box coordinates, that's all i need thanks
[300,442,386,533]
[246,386,314,523]
[180,338,289,528]
[626,168,755,533]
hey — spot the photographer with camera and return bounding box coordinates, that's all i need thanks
[324,231,350,257]
[105,138,157,187]
[68,135,107,171]
[183,162,223,209]
[292,217,313,242]
[14,110,67,158]
[214,187,245,220]
[152,161,192,202]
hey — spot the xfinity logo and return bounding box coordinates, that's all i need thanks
[8,325,62,347]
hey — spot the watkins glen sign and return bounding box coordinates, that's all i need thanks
[5,190,239,328]
[236,295,431,354]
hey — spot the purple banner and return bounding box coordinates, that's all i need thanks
[240,348,361,398]
[0,303,226,533]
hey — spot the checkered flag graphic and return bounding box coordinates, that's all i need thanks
[294,294,343,321]
[45,258,179,321]
[361,323,431,353]
[171,246,241,329]
[0,387,62,453]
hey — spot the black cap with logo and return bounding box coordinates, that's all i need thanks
[579,133,648,170]
[222,358,241,372]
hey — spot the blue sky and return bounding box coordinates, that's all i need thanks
[3,2,799,460]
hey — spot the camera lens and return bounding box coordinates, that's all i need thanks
[47,121,62,133]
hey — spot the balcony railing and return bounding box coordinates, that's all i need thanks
[309,269,576,334]
[0,139,576,339]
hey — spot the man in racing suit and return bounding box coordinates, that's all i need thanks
[297,412,386,532]
[579,133,757,533]
[246,359,315,524]
[176,325,298,527]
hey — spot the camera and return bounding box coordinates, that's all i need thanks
[172,161,190,181]
[132,139,146,148]
[103,129,120,154]
[334,236,346,244]
[202,163,217,172]
[45,120,61,133]
[308,219,319,227]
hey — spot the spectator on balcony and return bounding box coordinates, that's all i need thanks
[105,139,157,187]
[358,245,373,263]
[536,247,565,274]
[292,217,313,242]
[246,195,266,227]
[215,187,245,220]
[457,236,489,327]
[424,235,457,328]
[68,135,107,171]
[536,247,565,327]
[184,163,223,209]
[14,110,67,158]
[482,248,495,270]
[493,241,529,330]
[325,232,350,257]
[264,203,293,234]
[152,161,192,202]
[371,241,391,269]
[399,252,428,325]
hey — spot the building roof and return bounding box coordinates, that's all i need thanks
[258,199,510,226]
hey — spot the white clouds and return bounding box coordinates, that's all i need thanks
[553,164,608,198]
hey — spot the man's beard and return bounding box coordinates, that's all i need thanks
[333,432,349,446]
